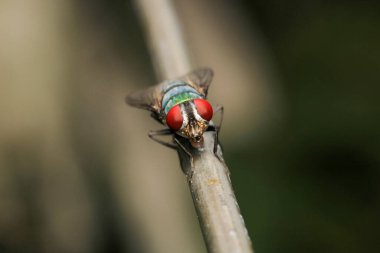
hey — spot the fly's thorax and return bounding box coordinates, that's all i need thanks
[161,81,202,114]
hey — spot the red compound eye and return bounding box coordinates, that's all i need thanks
[194,99,213,121]
[166,104,183,131]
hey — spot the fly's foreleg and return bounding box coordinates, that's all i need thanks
[213,105,224,132]
[174,138,195,171]
[212,105,224,157]
[148,129,177,149]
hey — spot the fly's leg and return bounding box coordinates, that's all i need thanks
[212,105,224,159]
[148,129,177,149]
[213,105,224,132]
[213,130,219,155]
[174,138,194,171]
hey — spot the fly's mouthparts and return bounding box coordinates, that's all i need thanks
[194,136,202,142]
[189,136,204,149]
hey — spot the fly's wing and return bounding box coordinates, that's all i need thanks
[181,67,214,97]
[125,83,165,115]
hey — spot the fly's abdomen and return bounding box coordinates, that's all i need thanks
[162,81,202,114]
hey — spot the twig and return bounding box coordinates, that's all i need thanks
[133,0,254,252]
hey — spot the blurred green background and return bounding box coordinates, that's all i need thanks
[0,0,379,253]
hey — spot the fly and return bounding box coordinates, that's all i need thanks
[126,68,223,154]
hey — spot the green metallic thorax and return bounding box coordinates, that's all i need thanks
[162,81,202,114]
[164,92,200,114]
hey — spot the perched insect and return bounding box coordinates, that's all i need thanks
[126,67,223,152]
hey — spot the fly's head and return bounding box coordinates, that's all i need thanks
[166,98,213,149]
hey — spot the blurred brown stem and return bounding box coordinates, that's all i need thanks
[133,0,254,252]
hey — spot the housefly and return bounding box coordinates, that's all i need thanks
[126,68,223,152]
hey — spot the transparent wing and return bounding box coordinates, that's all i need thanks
[125,84,163,114]
[125,67,214,114]
[181,67,214,97]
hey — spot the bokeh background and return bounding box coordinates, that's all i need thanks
[1,0,379,252]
